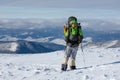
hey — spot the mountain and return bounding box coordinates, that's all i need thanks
[84,40,120,48]
[0,19,120,43]
[0,40,65,53]
[0,18,120,53]
[0,19,120,80]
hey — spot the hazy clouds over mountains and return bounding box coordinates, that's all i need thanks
[0,18,120,30]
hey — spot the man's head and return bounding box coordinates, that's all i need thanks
[68,16,78,27]
[70,20,77,28]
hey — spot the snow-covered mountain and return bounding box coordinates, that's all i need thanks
[0,40,65,53]
[0,18,120,53]
[0,18,120,80]
[84,40,120,48]
[0,18,120,42]
[0,47,120,80]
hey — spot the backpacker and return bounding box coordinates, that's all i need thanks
[64,16,82,44]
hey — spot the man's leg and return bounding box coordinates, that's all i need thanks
[61,46,72,71]
[70,47,78,70]
[61,57,68,71]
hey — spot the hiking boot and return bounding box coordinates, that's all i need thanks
[61,64,67,71]
[70,66,76,70]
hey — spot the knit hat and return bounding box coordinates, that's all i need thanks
[69,20,77,25]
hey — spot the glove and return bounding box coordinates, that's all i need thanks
[63,25,67,34]
[78,41,80,45]
[78,36,83,44]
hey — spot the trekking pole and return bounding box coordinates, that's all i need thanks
[80,43,86,66]
[81,42,84,52]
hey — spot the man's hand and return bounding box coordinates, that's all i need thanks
[63,25,67,34]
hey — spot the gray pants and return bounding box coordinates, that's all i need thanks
[62,46,78,66]
[65,46,78,60]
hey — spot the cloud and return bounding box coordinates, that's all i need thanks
[0,0,119,19]
[81,19,120,31]
[0,0,119,10]
[0,6,119,19]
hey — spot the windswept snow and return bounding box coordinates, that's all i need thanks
[0,47,120,80]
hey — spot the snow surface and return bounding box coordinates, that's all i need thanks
[0,47,120,80]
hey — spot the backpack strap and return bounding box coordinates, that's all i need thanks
[77,23,81,36]
[67,26,71,42]
[77,23,83,43]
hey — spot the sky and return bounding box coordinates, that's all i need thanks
[0,0,120,19]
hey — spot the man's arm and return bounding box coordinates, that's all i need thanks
[63,26,69,42]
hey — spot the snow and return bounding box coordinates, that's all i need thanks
[9,42,18,52]
[101,40,119,48]
[0,47,120,80]
[0,42,18,52]
[83,37,93,43]
[50,38,65,46]
[25,37,52,42]
[0,36,18,41]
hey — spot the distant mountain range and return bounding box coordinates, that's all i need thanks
[0,18,120,53]
[0,40,65,53]
[0,18,120,42]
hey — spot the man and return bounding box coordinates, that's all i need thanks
[61,16,83,71]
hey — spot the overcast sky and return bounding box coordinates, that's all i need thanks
[0,0,120,19]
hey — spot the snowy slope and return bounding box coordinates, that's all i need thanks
[0,47,120,80]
